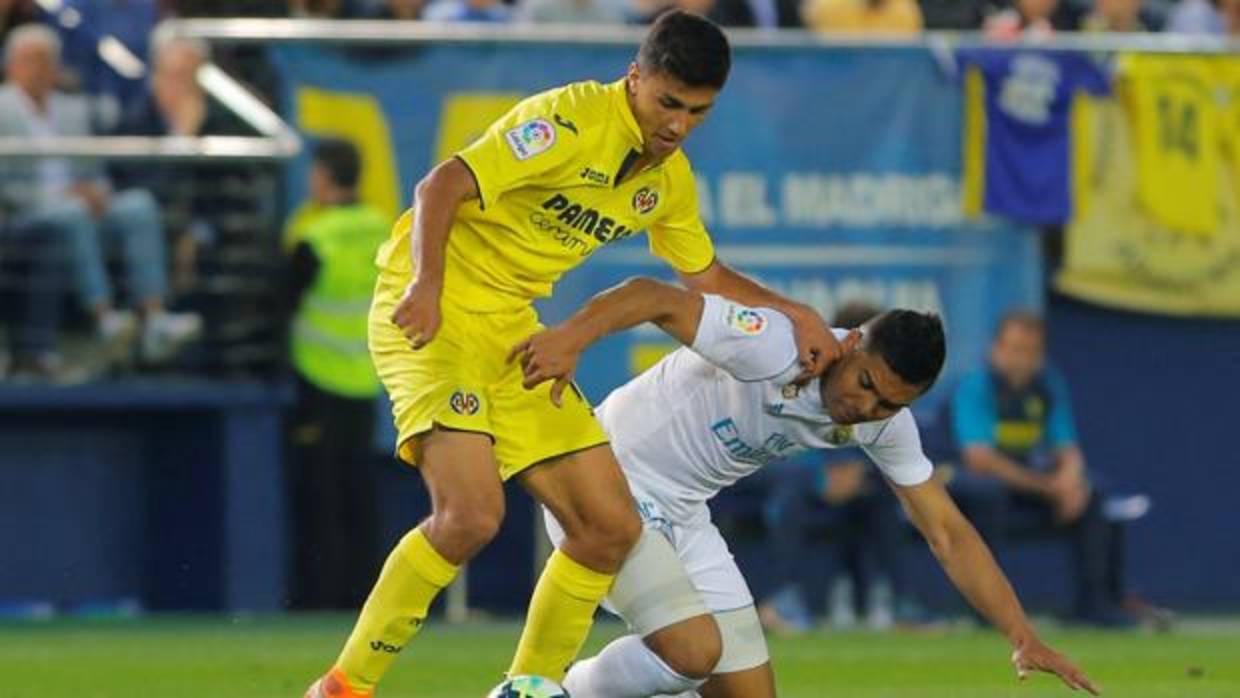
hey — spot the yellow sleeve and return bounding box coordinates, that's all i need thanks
[648,160,715,274]
[454,96,579,209]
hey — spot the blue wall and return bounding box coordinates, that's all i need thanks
[1043,295,1240,608]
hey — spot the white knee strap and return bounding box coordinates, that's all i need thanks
[608,528,711,637]
[714,605,770,673]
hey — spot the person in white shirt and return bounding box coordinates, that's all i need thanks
[511,277,1098,698]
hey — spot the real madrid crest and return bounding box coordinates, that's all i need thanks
[781,384,800,399]
[826,425,853,446]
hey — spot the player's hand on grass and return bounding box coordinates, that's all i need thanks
[1011,635,1100,695]
[508,326,587,407]
[788,304,843,382]
[391,278,442,350]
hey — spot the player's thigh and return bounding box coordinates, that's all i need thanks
[516,443,638,545]
[416,429,503,513]
[699,663,777,698]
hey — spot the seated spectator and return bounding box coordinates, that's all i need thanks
[918,0,987,28]
[287,0,352,17]
[948,311,1134,627]
[1166,0,1234,33]
[372,0,428,19]
[422,0,512,22]
[983,0,1058,38]
[112,35,248,295]
[0,25,201,374]
[757,302,917,633]
[803,0,924,34]
[517,0,628,24]
[1081,0,1146,30]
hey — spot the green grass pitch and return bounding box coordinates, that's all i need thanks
[1,615,1237,697]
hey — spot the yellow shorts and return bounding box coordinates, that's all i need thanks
[368,271,609,480]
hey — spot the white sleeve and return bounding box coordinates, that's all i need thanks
[860,409,933,487]
[689,294,799,382]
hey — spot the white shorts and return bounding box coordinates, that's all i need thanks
[543,486,754,614]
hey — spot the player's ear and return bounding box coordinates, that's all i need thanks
[842,329,863,352]
[627,62,640,91]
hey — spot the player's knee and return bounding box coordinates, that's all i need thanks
[560,503,641,568]
[590,507,643,568]
[428,501,504,558]
[649,617,722,679]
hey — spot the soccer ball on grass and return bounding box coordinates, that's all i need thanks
[486,674,570,698]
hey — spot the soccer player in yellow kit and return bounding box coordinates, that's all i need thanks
[305,11,841,697]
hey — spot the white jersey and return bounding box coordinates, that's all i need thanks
[597,294,934,527]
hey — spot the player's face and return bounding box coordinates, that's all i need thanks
[821,350,922,425]
[625,63,719,159]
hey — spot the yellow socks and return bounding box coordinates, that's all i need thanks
[508,549,615,681]
[335,527,458,691]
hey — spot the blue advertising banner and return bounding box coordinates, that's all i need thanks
[272,41,1041,419]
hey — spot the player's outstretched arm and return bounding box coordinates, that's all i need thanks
[508,277,703,404]
[679,260,841,379]
[892,478,1100,695]
[390,157,479,349]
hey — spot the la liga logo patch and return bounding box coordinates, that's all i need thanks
[449,390,481,416]
[729,307,767,336]
[632,186,659,214]
[505,118,556,161]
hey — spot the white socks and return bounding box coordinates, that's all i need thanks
[563,635,704,698]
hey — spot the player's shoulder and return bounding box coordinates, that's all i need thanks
[519,79,610,127]
[857,406,918,446]
[692,296,799,381]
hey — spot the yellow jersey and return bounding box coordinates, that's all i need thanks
[375,78,716,311]
[1121,54,1219,238]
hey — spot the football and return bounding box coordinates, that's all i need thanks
[486,674,570,698]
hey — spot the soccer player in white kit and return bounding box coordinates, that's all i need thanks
[512,277,1098,698]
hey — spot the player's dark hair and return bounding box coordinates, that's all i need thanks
[313,137,361,190]
[831,300,882,330]
[865,310,946,390]
[637,10,731,89]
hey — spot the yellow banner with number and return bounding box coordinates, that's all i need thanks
[1057,54,1240,317]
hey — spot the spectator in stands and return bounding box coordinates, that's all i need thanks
[516,0,628,24]
[288,0,352,17]
[1081,0,1146,30]
[919,0,987,28]
[803,0,924,34]
[757,301,915,633]
[1166,0,1239,32]
[372,0,428,19]
[423,0,512,21]
[0,25,201,372]
[284,139,389,609]
[948,311,1133,627]
[112,35,248,295]
[983,0,1058,37]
